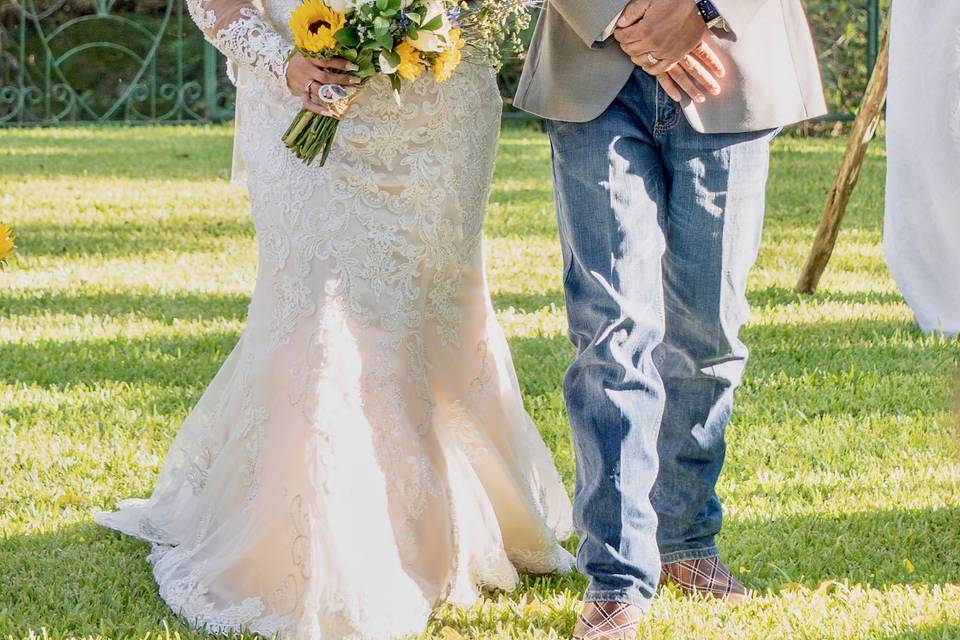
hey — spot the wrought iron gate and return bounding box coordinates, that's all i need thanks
[0,0,231,125]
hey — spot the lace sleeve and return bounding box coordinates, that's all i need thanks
[187,0,294,97]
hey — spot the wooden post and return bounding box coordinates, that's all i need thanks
[796,12,891,294]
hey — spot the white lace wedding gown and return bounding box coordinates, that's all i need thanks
[94,1,574,637]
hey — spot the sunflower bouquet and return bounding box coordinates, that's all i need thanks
[282,0,537,166]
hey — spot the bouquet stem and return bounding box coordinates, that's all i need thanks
[283,109,341,167]
[282,85,359,167]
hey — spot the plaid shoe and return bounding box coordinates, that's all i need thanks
[572,601,643,640]
[660,556,751,602]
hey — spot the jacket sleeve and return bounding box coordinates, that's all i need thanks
[187,0,294,96]
[548,0,630,46]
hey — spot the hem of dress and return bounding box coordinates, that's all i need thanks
[94,507,575,639]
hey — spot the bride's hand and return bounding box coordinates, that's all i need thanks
[656,41,725,104]
[286,54,360,116]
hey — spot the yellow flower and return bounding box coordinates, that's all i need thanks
[0,223,15,265]
[290,0,346,54]
[432,28,464,84]
[395,41,424,82]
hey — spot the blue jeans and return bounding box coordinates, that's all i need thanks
[546,68,776,610]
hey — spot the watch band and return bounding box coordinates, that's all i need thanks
[695,0,727,30]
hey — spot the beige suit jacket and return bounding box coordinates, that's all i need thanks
[514,0,828,133]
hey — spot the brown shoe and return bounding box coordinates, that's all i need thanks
[660,556,750,602]
[572,601,643,640]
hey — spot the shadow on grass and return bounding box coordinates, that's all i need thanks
[882,627,960,639]
[14,219,253,260]
[491,283,909,325]
[0,521,193,637]
[1,289,249,322]
[723,507,960,594]
[747,285,906,309]
[0,132,233,182]
[492,290,564,314]
[0,332,239,387]
[743,318,953,388]
[504,313,933,379]
[494,284,907,319]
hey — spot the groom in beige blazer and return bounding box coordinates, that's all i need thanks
[515,1,825,638]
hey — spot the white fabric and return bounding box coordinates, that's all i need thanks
[884,1,960,336]
[95,1,575,637]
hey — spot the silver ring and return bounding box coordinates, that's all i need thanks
[316,83,351,104]
[645,52,659,65]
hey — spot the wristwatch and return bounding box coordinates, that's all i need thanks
[695,0,728,31]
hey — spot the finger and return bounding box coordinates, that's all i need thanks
[301,92,332,116]
[286,57,305,95]
[668,66,705,103]
[309,57,359,72]
[626,45,674,74]
[614,23,637,44]
[680,55,721,95]
[657,73,683,102]
[620,41,647,58]
[625,46,680,74]
[614,18,654,45]
[616,0,651,29]
[311,69,361,86]
[692,41,725,78]
[647,58,679,76]
[630,54,673,76]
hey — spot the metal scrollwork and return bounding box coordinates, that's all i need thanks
[0,0,234,125]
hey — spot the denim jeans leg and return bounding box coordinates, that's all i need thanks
[652,115,777,561]
[546,74,667,609]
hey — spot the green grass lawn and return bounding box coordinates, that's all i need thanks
[1,125,958,639]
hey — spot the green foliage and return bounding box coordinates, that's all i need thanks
[805,0,891,116]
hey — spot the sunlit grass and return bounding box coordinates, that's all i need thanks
[1,125,958,639]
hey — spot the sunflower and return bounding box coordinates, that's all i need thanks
[0,223,15,265]
[290,0,346,54]
[395,41,424,82]
[432,28,464,84]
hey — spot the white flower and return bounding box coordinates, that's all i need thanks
[378,51,399,74]
[324,0,373,14]
[407,0,452,52]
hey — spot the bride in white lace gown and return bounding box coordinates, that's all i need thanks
[94,0,574,637]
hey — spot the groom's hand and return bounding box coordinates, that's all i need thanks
[614,0,707,75]
[657,40,725,104]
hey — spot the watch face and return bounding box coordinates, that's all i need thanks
[697,0,721,22]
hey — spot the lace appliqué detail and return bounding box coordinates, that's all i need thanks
[186,0,293,98]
